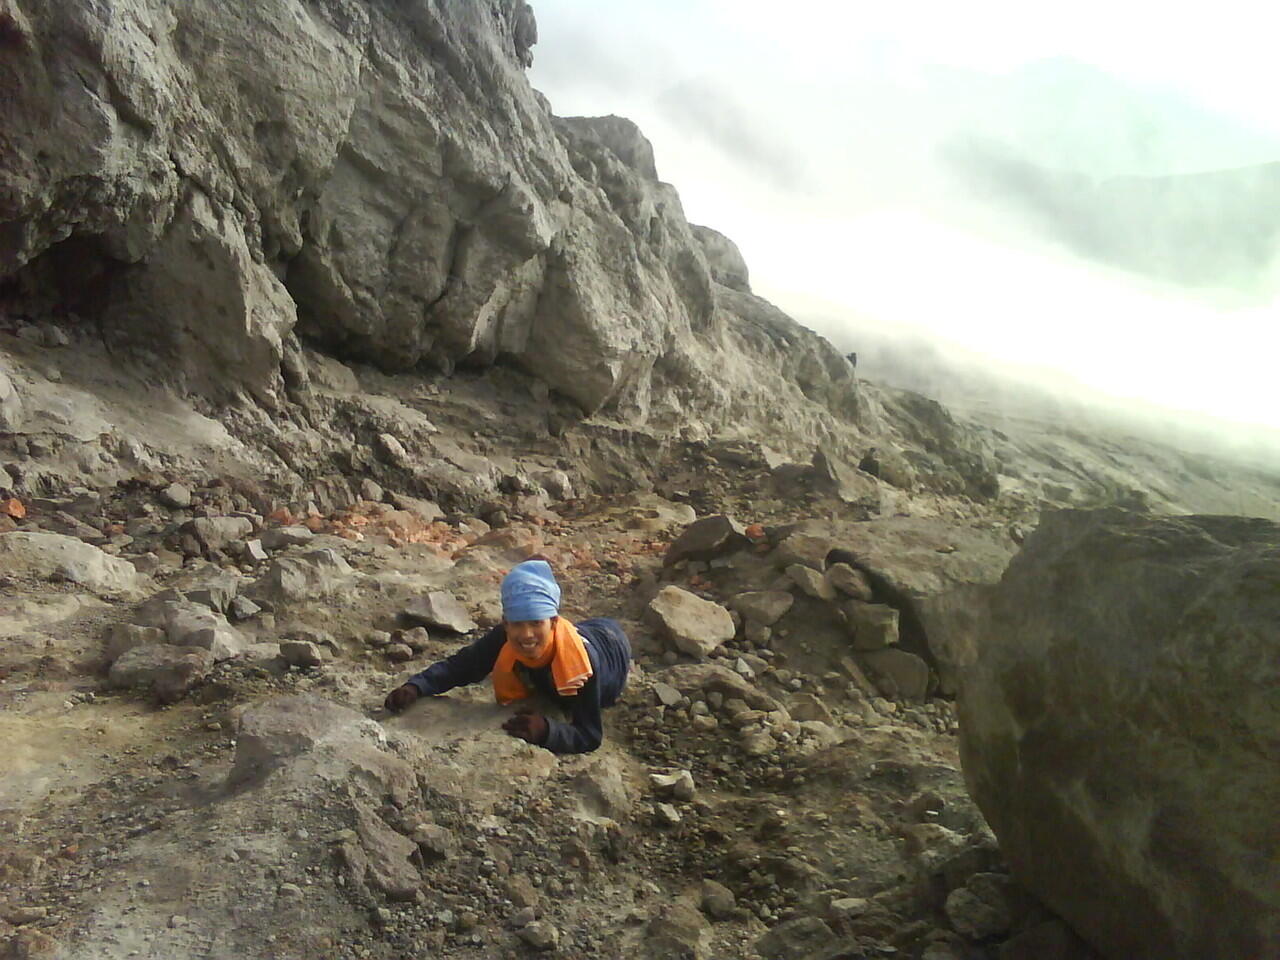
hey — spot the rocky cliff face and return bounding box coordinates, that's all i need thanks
[1,0,860,456]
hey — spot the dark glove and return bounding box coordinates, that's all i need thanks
[384,684,419,713]
[502,709,549,745]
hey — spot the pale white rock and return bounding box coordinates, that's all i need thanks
[645,586,735,659]
[786,563,836,601]
[729,590,794,626]
[0,532,141,596]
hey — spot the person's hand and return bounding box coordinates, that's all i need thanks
[502,709,549,744]
[384,684,419,713]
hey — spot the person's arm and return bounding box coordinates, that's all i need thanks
[405,625,505,696]
[541,675,604,754]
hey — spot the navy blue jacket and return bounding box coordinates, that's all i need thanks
[405,618,631,754]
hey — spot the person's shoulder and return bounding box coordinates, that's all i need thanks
[575,617,621,635]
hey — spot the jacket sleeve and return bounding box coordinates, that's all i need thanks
[541,675,604,754]
[405,626,505,697]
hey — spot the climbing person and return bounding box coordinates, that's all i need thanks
[382,559,631,754]
[858,446,881,478]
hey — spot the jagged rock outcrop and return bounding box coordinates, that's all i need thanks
[959,509,1280,960]
[0,0,860,457]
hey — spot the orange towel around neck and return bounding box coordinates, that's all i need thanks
[492,618,594,705]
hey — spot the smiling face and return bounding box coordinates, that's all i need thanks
[505,617,556,660]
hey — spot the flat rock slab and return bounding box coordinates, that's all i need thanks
[0,532,142,596]
[230,694,386,785]
[260,526,314,551]
[401,591,476,633]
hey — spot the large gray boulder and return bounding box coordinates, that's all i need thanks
[959,510,1280,960]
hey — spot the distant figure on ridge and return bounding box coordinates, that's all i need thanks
[858,447,880,478]
[845,351,857,369]
[382,559,631,753]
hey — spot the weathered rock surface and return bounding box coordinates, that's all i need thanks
[645,586,735,658]
[254,549,353,602]
[827,518,1017,693]
[229,695,387,786]
[0,532,141,596]
[960,510,1280,960]
[108,645,213,701]
[0,0,875,464]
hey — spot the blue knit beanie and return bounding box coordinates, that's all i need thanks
[501,560,561,621]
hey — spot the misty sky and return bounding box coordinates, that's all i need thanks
[529,0,1280,431]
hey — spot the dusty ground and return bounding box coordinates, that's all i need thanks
[1,479,1015,960]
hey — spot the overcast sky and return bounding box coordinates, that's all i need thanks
[529,0,1280,432]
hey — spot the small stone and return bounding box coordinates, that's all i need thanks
[655,803,682,826]
[505,875,539,909]
[260,526,314,551]
[729,590,794,626]
[43,323,71,347]
[787,563,836,600]
[413,823,456,861]
[228,595,262,621]
[844,601,900,651]
[740,729,776,756]
[400,626,430,652]
[518,921,559,951]
[159,483,192,509]
[825,563,873,600]
[365,630,392,647]
[277,883,304,899]
[649,769,696,801]
[509,906,536,928]
[359,478,384,502]
[829,898,869,920]
[241,539,269,563]
[385,643,413,662]
[652,682,683,707]
[280,640,324,668]
[700,879,736,919]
